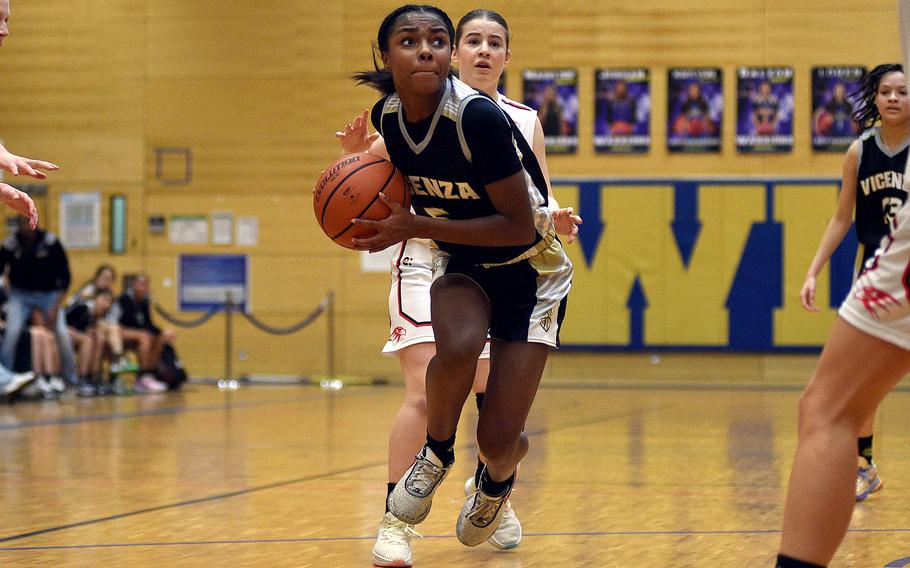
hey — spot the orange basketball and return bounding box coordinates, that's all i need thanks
[817,111,834,135]
[313,153,410,249]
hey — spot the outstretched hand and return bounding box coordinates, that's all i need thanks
[552,207,582,243]
[350,193,416,253]
[0,147,59,180]
[335,109,379,154]
[0,183,38,229]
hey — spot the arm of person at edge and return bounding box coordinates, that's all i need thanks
[351,100,536,252]
[530,116,581,243]
[0,184,38,229]
[0,143,59,180]
[45,241,72,327]
[799,140,859,312]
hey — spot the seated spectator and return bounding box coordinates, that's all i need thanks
[68,264,134,375]
[28,310,64,399]
[113,273,174,394]
[66,288,116,397]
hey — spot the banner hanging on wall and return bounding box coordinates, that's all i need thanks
[59,192,101,249]
[811,66,865,153]
[594,68,651,154]
[736,66,794,153]
[667,68,723,153]
[522,68,579,154]
[179,254,249,312]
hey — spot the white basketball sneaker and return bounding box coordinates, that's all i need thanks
[464,476,522,549]
[457,475,514,547]
[856,457,884,502]
[388,444,452,525]
[372,511,417,567]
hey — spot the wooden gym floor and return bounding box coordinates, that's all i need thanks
[1,354,909,567]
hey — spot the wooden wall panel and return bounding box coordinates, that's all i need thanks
[0,1,904,377]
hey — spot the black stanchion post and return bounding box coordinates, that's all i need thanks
[327,291,335,381]
[225,291,233,383]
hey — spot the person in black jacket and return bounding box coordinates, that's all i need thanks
[113,272,174,393]
[0,218,77,386]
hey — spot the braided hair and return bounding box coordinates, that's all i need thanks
[852,63,904,129]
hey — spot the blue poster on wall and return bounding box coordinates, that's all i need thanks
[812,66,865,152]
[522,68,579,154]
[736,66,794,153]
[594,68,651,154]
[667,68,723,153]
[179,254,249,312]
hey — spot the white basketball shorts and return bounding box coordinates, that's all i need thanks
[382,238,491,357]
[840,200,910,351]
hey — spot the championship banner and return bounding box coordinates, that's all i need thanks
[594,68,651,154]
[812,66,865,152]
[667,68,723,153]
[522,68,579,154]
[736,66,794,153]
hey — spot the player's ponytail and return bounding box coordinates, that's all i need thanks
[352,48,396,96]
[852,63,904,129]
[353,4,455,96]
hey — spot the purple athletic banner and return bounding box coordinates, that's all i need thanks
[522,68,579,154]
[668,68,723,153]
[594,68,651,154]
[736,67,794,153]
[812,66,865,152]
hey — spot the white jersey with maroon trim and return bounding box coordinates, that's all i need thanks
[497,94,537,150]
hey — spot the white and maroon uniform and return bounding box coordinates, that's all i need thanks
[839,5,910,349]
[381,93,544,355]
[840,175,910,350]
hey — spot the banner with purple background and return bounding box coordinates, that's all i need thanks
[812,66,865,152]
[523,68,579,154]
[736,66,794,153]
[667,68,723,153]
[595,68,651,153]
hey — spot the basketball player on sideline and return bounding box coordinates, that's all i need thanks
[0,0,58,229]
[345,2,572,559]
[336,8,580,565]
[777,3,910,565]
[799,63,909,503]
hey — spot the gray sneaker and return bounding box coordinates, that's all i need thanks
[464,476,522,549]
[48,376,66,394]
[456,476,513,547]
[388,444,452,525]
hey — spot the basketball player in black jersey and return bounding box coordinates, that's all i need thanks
[798,63,908,504]
[350,4,572,548]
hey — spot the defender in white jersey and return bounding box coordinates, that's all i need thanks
[337,8,579,567]
[776,4,910,566]
[798,63,910,502]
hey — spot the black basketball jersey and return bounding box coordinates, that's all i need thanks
[371,77,552,266]
[855,127,909,253]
